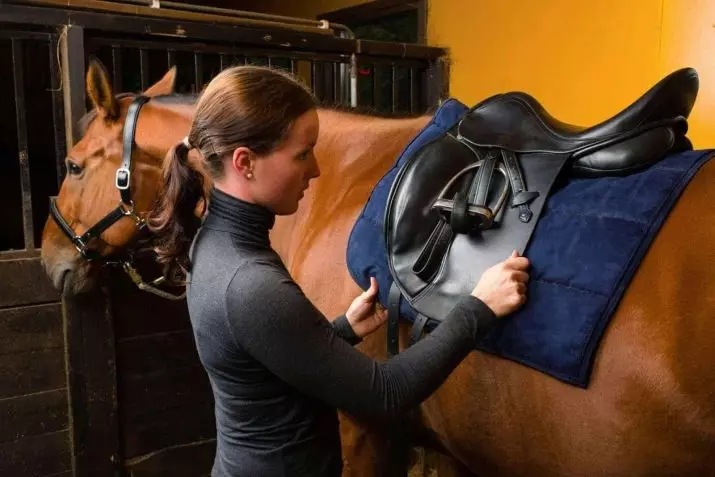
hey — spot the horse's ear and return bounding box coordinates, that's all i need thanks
[143,66,177,97]
[86,57,119,120]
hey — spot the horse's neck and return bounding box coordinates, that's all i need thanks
[273,109,431,270]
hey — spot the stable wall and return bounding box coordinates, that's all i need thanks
[427,0,715,148]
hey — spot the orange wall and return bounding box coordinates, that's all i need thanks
[428,0,715,148]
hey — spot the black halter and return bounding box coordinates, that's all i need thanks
[49,95,186,301]
[50,95,150,263]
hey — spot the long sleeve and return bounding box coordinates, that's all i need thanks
[330,314,362,346]
[225,261,497,418]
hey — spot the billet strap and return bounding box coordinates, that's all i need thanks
[409,314,430,347]
[502,149,539,222]
[387,282,402,358]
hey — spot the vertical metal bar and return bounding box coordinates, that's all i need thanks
[323,62,333,104]
[11,39,34,250]
[391,64,398,113]
[267,56,273,68]
[311,61,324,101]
[167,49,176,69]
[139,48,149,90]
[220,53,229,70]
[372,65,382,110]
[333,62,341,104]
[61,25,85,149]
[409,67,419,114]
[49,36,67,186]
[426,58,448,108]
[290,58,297,74]
[194,52,203,92]
[111,45,123,92]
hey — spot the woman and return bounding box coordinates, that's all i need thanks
[149,65,530,477]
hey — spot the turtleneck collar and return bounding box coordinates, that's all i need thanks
[204,187,275,248]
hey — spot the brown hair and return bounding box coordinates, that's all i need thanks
[148,65,316,279]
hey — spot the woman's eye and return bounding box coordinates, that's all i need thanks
[66,161,83,176]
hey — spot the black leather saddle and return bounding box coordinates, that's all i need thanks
[384,67,699,353]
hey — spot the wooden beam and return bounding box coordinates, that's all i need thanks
[60,24,85,149]
[63,284,121,477]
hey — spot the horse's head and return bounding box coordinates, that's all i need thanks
[40,58,192,295]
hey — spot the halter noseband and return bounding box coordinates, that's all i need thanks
[49,95,185,300]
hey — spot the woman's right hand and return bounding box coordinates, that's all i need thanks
[471,250,530,317]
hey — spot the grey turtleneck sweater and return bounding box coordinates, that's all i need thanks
[186,187,497,477]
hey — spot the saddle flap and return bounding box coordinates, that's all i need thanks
[385,131,570,321]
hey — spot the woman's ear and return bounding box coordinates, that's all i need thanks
[230,147,255,180]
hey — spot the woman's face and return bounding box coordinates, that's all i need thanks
[250,108,321,215]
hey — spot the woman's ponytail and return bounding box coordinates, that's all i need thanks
[148,140,206,281]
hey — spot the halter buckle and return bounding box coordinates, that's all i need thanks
[116,167,131,190]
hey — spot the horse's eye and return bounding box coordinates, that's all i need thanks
[66,161,83,176]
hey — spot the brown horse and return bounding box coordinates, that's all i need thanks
[41,61,715,477]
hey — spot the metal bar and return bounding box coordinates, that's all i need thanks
[409,67,419,114]
[111,45,123,92]
[139,48,149,90]
[0,30,53,40]
[322,62,333,104]
[49,36,67,186]
[167,49,176,68]
[11,39,34,250]
[194,52,203,92]
[60,24,85,150]
[391,64,398,113]
[267,57,273,68]
[313,62,325,102]
[220,53,229,70]
[425,58,448,108]
[290,58,297,74]
[16,0,337,35]
[0,4,446,59]
[89,36,350,63]
[333,62,341,104]
[372,65,382,110]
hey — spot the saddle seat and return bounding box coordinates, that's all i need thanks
[383,68,699,352]
[458,67,698,176]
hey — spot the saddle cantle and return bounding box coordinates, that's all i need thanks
[384,68,699,350]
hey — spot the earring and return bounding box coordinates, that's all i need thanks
[246,172,254,180]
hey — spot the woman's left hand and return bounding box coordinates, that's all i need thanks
[345,277,388,338]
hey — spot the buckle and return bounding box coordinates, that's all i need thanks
[116,167,130,190]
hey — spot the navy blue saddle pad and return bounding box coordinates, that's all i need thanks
[346,98,714,387]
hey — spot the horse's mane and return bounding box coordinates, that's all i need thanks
[77,93,199,137]
[77,91,433,137]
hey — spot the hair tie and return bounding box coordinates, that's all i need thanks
[182,136,192,150]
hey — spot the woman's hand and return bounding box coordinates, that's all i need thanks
[345,277,388,338]
[472,250,530,317]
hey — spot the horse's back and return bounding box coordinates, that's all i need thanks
[275,105,715,476]
[419,155,715,477]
